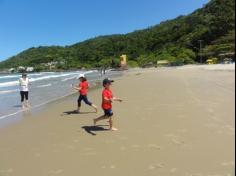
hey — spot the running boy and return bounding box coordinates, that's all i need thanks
[72,74,97,113]
[93,78,123,131]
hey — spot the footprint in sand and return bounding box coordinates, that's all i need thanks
[104,140,115,144]
[73,139,79,143]
[120,146,127,151]
[67,145,76,150]
[83,152,97,156]
[225,126,235,136]
[217,126,235,136]
[207,108,214,114]
[171,138,185,145]
[53,149,61,153]
[221,161,235,167]
[210,116,222,122]
[204,123,219,129]
[184,173,204,176]
[34,153,41,157]
[110,165,116,169]
[223,174,232,176]
[0,168,13,174]
[165,134,178,138]
[170,168,177,173]
[101,165,116,169]
[178,115,186,119]
[225,125,235,131]
[147,144,161,150]
[226,131,235,136]
[185,173,230,176]
[152,124,160,128]
[48,169,64,175]
[131,144,141,150]
[148,163,164,170]
[166,134,185,146]
[119,136,128,141]
[178,129,188,133]
[84,148,93,151]
[48,132,57,136]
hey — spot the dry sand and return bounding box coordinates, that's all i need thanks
[0,67,235,176]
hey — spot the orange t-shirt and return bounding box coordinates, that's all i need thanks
[102,88,113,110]
[79,81,89,95]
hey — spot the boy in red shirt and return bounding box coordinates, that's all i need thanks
[72,74,97,113]
[93,78,122,131]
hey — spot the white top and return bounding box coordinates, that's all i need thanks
[19,78,29,92]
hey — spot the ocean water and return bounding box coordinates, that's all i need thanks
[0,70,121,121]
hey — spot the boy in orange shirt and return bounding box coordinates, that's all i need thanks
[93,78,122,131]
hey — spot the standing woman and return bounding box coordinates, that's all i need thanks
[19,73,30,109]
[72,74,97,113]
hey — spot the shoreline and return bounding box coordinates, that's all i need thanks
[0,72,123,128]
[1,64,234,126]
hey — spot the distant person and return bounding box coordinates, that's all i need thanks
[93,78,123,131]
[103,68,106,75]
[72,74,98,113]
[19,73,30,109]
[99,68,103,77]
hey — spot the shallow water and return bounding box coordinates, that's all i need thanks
[0,70,121,121]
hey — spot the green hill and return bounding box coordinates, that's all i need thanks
[0,0,235,70]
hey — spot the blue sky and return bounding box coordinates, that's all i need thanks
[0,0,209,61]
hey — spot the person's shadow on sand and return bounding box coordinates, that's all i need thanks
[82,125,109,136]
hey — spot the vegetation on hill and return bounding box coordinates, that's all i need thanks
[0,0,235,70]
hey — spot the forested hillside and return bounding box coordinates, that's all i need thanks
[0,0,234,70]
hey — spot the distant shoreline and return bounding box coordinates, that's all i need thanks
[1,63,235,74]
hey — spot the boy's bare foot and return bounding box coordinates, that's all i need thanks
[110,127,118,131]
[94,107,98,113]
[92,105,98,113]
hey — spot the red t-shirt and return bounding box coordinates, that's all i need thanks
[79,81,89,95]
[102,88,113,110]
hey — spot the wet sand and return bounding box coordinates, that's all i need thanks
[0,67,235,176]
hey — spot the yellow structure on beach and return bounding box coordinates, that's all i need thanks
[206,59,214,64]
[119,54,128,70]
[206,58,217,65]
[120,54,127,67]
[157,60,170,67]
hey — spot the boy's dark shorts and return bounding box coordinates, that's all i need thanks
[104,109,113,117]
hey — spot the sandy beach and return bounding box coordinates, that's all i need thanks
[0,66,235,176]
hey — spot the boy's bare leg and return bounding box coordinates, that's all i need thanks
[109,117,118,131]
[91,104,98,113]
[75,106,80,113]
[93,115,109,126]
